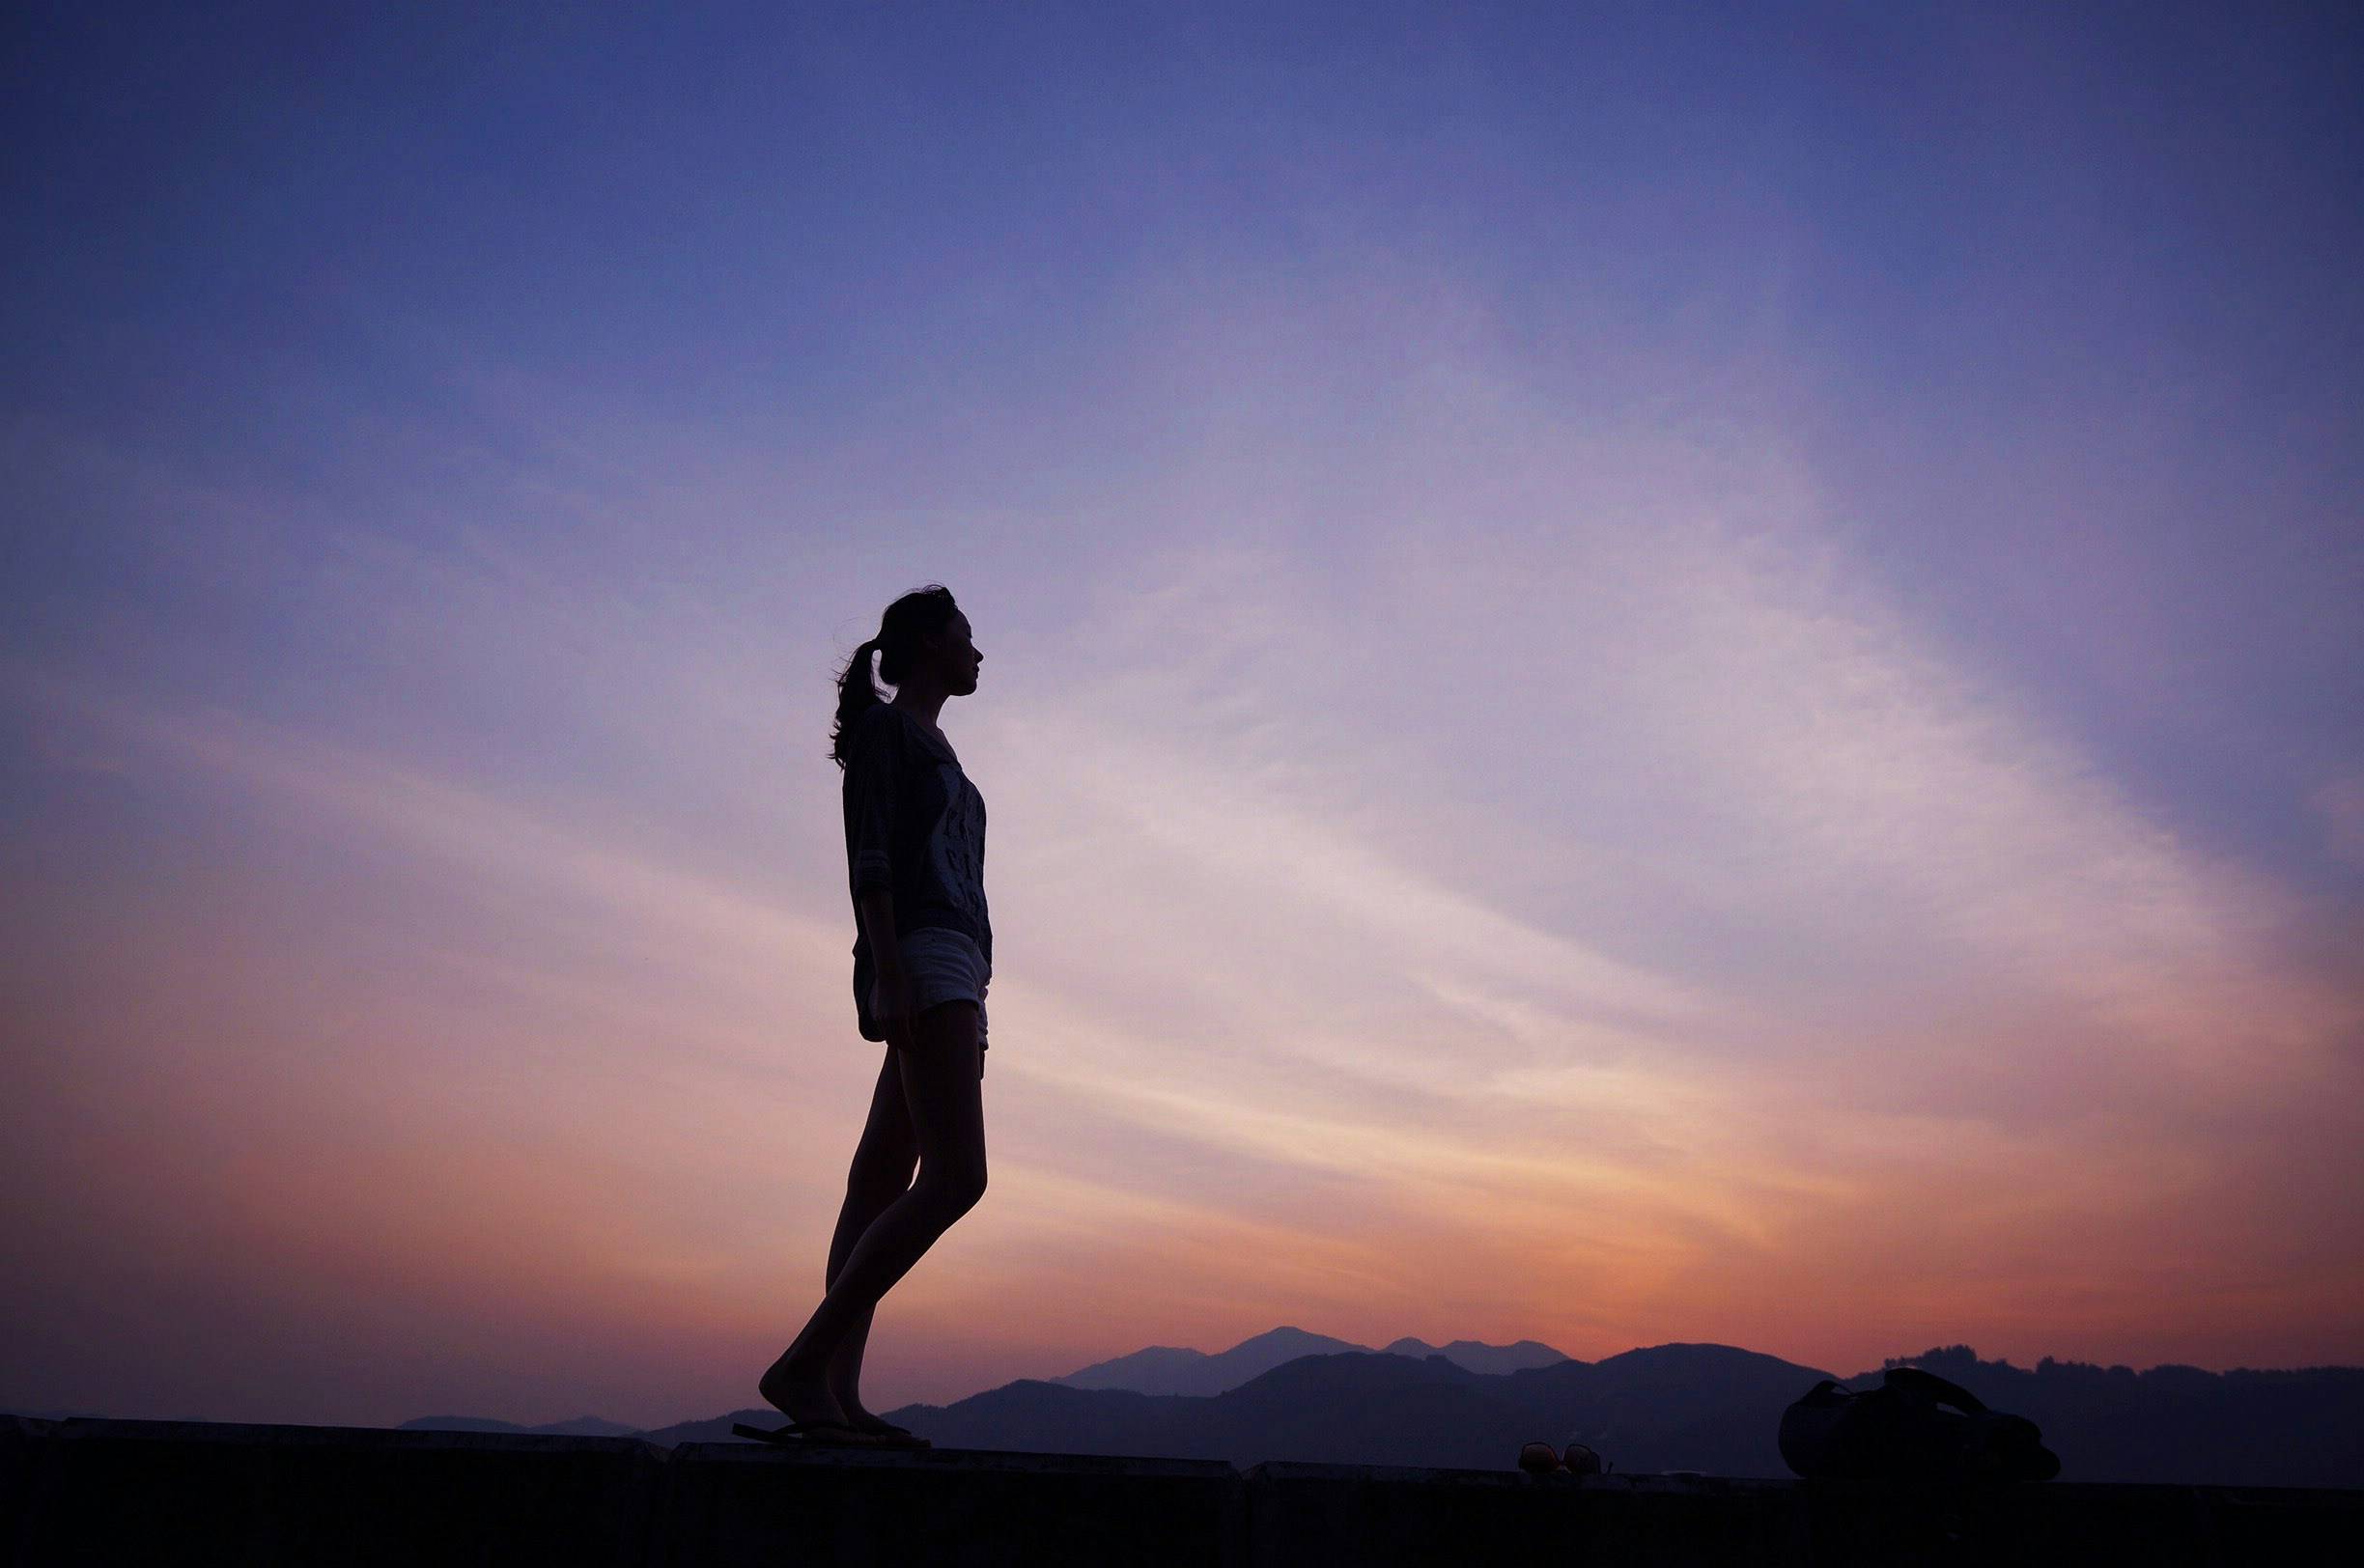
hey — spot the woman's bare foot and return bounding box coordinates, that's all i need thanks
[758,1351,849,1429]
[828,1377,899,1434]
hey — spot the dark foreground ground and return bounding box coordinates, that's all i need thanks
[5,1415,2357,1565]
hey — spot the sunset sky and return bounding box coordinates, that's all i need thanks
[6,5,2361,1430]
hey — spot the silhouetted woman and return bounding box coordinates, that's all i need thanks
[758,585,991,1448]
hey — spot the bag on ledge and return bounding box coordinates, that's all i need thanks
[1779,1365,2061,1482]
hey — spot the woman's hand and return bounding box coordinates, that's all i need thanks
[870,962,918,1052]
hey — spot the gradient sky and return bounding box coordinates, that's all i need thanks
[5,3,2361,1430]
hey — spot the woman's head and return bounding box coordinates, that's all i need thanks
[829,584,980,767]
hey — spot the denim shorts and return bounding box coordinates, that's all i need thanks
[898,927,990,1052]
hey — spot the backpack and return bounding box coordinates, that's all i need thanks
[1779,1365,2061,1482]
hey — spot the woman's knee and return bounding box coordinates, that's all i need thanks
[918,1159,987,1216]
[845,1150,916,1207]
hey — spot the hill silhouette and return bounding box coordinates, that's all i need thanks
[1381,1336,1572,1377]
[1055,1326,1369,1396]
[881,1345,1824,1473]
[1863,1345,2364,1490]
[1053,1325,1566,1396]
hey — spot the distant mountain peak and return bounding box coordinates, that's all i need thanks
[1225,1326,1356,1352]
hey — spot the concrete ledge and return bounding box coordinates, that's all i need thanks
[6,1417,664,1567]
[1242,1461,1793,1564]
[1241,1463,2364,1566]
[6,1418,2359,1566]
[655,1442,1241,1567]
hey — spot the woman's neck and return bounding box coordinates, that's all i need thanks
[889,696,947,737]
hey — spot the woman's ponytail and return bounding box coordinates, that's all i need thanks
[829,639,886,770]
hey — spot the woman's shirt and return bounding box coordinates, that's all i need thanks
[842,702,992,1037]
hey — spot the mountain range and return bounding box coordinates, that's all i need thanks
[575,1333,2364,1488]
[1053,1325,1572,1395]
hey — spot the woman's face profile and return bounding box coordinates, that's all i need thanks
[938,613,981,693]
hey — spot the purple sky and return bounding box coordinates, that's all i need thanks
[5,4,2360,1429]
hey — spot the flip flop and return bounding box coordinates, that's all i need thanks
[732,1419,892,1448]
[856,1424,932,1449]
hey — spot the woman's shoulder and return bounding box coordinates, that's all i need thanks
[852,703,955,758]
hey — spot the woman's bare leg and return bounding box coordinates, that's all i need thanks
[822,1052,920,1424]
[760,1001,986,1426]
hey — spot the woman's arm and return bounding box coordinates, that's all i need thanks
[857,887,902,981]
[858,885,916,1050]
[846,709,915,1048]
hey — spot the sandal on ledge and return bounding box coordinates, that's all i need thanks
[858,1423,932,1449]
[732,1419,892,1448]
